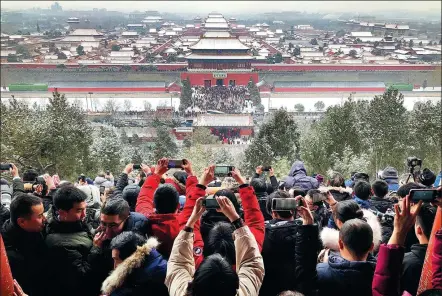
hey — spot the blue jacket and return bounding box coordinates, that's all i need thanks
[316,254,376,296]
[284,161,319,190]
[354,196,371,209]
[101,239,168,296]
[434,171,442,187]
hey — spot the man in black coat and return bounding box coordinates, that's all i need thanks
[370,180,395,243]
[260,190,303,296]
[88,195,149,295]
[401,203,436,295]
[45,185,94,296]
[1,193,48,296]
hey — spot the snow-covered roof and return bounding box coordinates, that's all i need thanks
[70,29,102,36]
[127,24,143,27]
[351,32,372,37]
[122,31,138,36]
[61,36,97,42]
[204,31,231,38]
[204,23,229,29]
[110,51,134,57]
[164,48,177,54]
[190,38,249,50]
[195,114,253,127]
[186,54,252,60]
[205,17,227,23]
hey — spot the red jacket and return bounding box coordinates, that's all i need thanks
[179,176,265,269]
[136,174,180,258]
[372,230,442,296]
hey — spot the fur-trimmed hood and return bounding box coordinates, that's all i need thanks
[320,209,382,252]
[101,237,166,295]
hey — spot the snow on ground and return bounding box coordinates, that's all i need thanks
[3,94,440,112]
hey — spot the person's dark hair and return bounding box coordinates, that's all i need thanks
[101,197,130,219]
[213,189,241,214]
[329,172,345,187]
[53,185,87,211]
[204,222,235,265]
[416,203,436,239]
[250,178,267,193]
[290,186,306,198]
[419,168,437,187]
[334,200,364,225]
[266,190,293,219]
[22,169,38,182]
[372,180,389,198]
[417,289,442,296]
[354,180,371,200]
[307,189,326,205]
[153,184,179,214]
[339,219,373,259]
[10,193,42,225]
[190,253,239,296]
[110,231,146,260]
[397,182,424,198]
[278,291,305,296]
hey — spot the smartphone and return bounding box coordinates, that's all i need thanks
[168,159,184,169]
[106,170,110,175]
[214,166,234,177]
[263,166,272,172]
[133,164,141,170]
[309,189,328,204]
[202,197,220,209]
[0,163,12,171]
[409,189,441,202]
[99,186,105,194]
[271,198,302,211]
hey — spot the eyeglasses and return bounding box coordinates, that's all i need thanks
[100,218,126,229]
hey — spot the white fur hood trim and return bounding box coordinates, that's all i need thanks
[319,186,353,194]
[101,237,160,295]
[320,209,382,251]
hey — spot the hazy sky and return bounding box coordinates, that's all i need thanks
[1,1,441,15]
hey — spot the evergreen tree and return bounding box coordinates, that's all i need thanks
[76,45,85,55]
[247,77,261,106]
[365,88,408,170]
[37,22,40,33]
[244,109,300,173]
[294,103,305,112]
[152,125,178,161]
[409,40,414,47]
[180,78,192,111]
[314,101,325,111]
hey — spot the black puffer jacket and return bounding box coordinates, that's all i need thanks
[256,191,272,221]
[370,196,394,213]
[260,219,302,296]
[1,220,48,296]
[45,218,94,296]
[88,212,150,295]
[370,196,395,244]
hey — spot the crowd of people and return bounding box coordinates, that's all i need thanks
[191,86,249,113]
[0,159,441,296]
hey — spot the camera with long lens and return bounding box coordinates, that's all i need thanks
[23,176,47,193]
[1,184,13,210]
[370,208,395,223]
[407,157,422,169]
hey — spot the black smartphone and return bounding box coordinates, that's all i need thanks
[99,186,105,194]
[133,164,141,170]
[0,163,12,171]
[168,159,184,169]
[409,189,441,202]
[203,198,220,209]
[106,170,110,175]
[214,166,234,177]
[271,198,302,211]
[263,166,272,171]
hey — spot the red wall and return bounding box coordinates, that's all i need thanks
[180,72,259,86]
[48,87,166,92]
[253,64,438,71]
[273,87,386,93]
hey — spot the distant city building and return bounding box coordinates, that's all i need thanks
[51,2,62,11]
